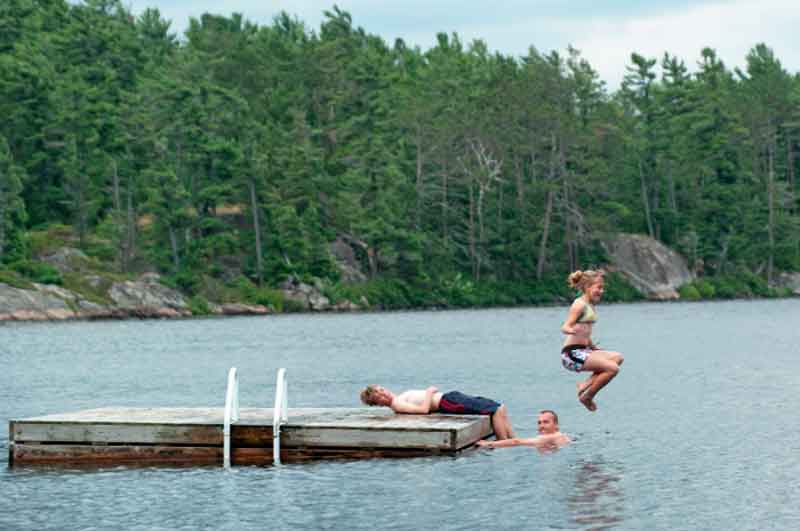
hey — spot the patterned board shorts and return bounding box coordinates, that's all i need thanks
[561,345,591,372]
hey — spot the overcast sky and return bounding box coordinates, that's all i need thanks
[120,0,800,90]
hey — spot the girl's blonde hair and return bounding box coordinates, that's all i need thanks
[567,269,604,292]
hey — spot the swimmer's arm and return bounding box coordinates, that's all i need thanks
[561,301,584,335]
[477,434,571,449]
[391,386,438,414]
[476,437,539,449]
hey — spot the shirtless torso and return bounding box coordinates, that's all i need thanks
[391,389,443,413]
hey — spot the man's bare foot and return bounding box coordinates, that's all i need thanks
[579,391,597,411]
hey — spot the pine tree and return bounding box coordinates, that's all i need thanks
[0,135,27,263]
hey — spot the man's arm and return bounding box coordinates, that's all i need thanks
[476,434,569,449]
[476,437,538,448]
[391,386,438,414]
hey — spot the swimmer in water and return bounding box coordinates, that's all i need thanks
[560,269,624,411]
[476,409,570,452]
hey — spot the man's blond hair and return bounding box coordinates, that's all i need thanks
[360,384,381,406]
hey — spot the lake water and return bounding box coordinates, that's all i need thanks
[2,299,800,530]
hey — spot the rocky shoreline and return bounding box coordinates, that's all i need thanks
[0,275,267,322]
[2,233,798,323]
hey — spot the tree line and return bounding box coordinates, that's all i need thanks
[1,0,799,307]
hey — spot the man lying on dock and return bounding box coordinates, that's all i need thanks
[475,409,570,451]
[360,385,515,440]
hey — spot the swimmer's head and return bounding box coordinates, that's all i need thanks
[360,385,393,406]
[538,410,559,434]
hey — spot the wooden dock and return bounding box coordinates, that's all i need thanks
[8,407,492,466]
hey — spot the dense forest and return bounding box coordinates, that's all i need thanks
[1,0,799,310]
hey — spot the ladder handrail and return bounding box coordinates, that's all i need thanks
[273,368,288,465]
[223,367,239,469]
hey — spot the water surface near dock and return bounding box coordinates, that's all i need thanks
[3,300,800,529]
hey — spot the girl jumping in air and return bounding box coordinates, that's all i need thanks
[560,270,624,411]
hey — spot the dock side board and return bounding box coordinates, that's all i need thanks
[9,407,493,466]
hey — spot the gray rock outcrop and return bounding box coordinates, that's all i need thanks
[0,272,195,321]
[278,275,362,311]
[330,237,368,283]
[39,247,91,273]
[603,233,693,300]
[0,274,275,321]
[0,283,75,321]
[0,272,198,321]
[108,273,191,318]
[775,272,800,295]
[279,276,332,311]
[2,244,355,322]
[34,283,114,319]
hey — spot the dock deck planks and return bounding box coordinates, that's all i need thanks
[9,407,492,466]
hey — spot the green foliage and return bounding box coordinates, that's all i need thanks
[705,272,770,299]
[601,273,645,303]
[740,271,769,297]
[351,279,413,310]
[679,273,785,301]
[0,269,35,289]
[771,286,793,298]
[188,294,212,316]
[27,225,74,256]
[678,283,701,301]
[162,270,202,295]
[0,3,798,312]
[193,276,230,303]
[709,276,747,299]
[693,279,716,299]
[232,275,286,311]
[61,272,114,305]
[0,227,27,265]
[437,273,477,307]
[0,130,28,263]
[326,279,414,310]
[324,273,628,311]
[249,287,285,311]
[10,260,62,285]
[323,282,367,307]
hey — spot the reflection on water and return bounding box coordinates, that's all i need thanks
[567,459,625,530]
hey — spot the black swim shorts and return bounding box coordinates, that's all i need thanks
[439,391,501,415]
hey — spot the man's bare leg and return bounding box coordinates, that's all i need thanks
[491,405,515,439]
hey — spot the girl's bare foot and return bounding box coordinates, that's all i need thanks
[579,390,597,411]
[577,380,591,397]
